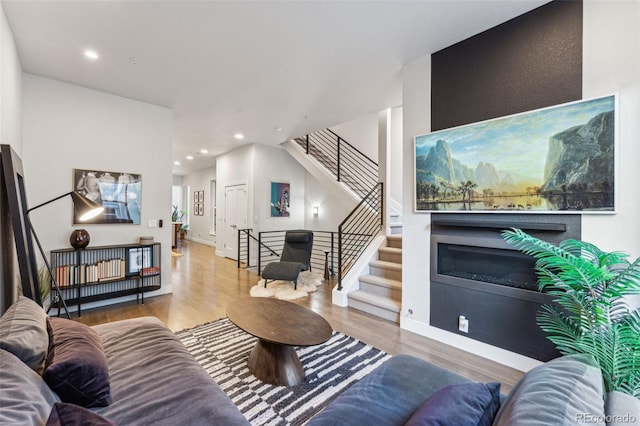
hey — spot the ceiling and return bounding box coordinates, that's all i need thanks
[3,0,549,175]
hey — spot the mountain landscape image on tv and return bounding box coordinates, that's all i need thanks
[414,95,616,213]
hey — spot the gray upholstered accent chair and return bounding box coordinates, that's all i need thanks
[261,230,314,290]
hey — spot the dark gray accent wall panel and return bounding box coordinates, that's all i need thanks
[431,0,583,131]
[431,282,560,361]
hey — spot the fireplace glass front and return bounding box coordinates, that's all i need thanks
[437,242,539,292]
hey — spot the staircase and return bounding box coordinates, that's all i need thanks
[389,212,402,235]
[348,234,402,323]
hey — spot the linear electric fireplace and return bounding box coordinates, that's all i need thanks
[430,213,581,361]
[438,240,538,291]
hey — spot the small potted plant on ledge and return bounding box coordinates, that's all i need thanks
[172,205,185,222]
[179,224,189,240]
[503,228,640,398]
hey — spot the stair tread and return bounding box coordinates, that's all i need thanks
[348,290,401,312]
[369,259,402,271]
[387,235,402,240]
[359,274,402,289]
[378,246,402,254]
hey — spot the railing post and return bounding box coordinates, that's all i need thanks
[337,227,343,290]
[305,134,309,155]
[246,230,251,267]
[257,232,262,275]
[380,182,384,229]
[337,137,341,182]
[330,232,335,277]
[236,229,241,268]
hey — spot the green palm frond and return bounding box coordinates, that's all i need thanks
[603,257,640,300]
[503,229,612,294]
[537,305,582,353]
[503,228,640,398]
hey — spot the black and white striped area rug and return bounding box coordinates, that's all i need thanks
[176,318,390,425]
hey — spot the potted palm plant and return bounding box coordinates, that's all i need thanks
[503,228,640,398]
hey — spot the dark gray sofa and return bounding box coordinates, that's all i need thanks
[308,354,472,425]
[3,295,638,425]
[309,352,640,426]
[0,297,249,426]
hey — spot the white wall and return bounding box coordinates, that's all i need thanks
[581,0,640,255]
[389,106,403,206]
[1,4,22,154]
[400,54,434,343]
[400,0,640,371]
[182,166,216,246]
[215,144,308,258]
[304,170,352,232]
[330,112,379,162]
[215,145,254,257]
[22,75,174,309]
[252,144,306,232]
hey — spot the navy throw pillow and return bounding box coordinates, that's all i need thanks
[44,318,112,408]
[405,382,501,426]
[46,402,115,426]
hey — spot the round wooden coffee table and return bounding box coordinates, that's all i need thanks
[226,297,333,386]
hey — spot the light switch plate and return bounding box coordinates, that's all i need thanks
[148,219,157,228]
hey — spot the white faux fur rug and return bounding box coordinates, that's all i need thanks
[250,270,324,300]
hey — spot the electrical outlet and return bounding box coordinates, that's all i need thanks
[148,219,157,228]
[458,315,469,333]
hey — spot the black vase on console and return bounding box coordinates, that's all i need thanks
[70,229,90,249]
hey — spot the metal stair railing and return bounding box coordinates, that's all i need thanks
[338,182,384,290]
[294,128,378,199]
[257,230,336,277]
[244,130,383,292]
[237,228,255,268]
[237,228,280,268]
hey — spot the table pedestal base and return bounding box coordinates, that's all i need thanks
[247,339,304,386]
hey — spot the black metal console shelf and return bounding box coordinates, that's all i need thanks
[49,242,161,317]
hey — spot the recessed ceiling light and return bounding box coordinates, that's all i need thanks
[173,161,180,166]
[186,155,194,160]
[84,50,99,60]
[200,149,209,154]
[234,133,244,140]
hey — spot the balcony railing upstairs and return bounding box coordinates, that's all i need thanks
[338,182,384,290]
[294,128,378,200]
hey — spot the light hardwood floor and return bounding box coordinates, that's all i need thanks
[78,239,524,393]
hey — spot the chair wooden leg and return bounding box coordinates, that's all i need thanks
[264,279,269,288]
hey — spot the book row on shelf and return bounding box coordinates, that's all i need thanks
[55,258,125,287]
[141,266,160,276]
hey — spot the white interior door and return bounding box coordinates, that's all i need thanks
[224,184,247,259]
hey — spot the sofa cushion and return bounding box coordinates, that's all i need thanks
[308,354,471,426]
[0,348,60,425]
[46,402,115,426]
[604,391,640,426]
[44,317,112,408]
[92,317,249,425]
[0,295,49,373]
[493,354,606,426]
[405,381,501,426]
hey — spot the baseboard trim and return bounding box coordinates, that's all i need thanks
[400,316,542,372]
[185,237,216,247]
